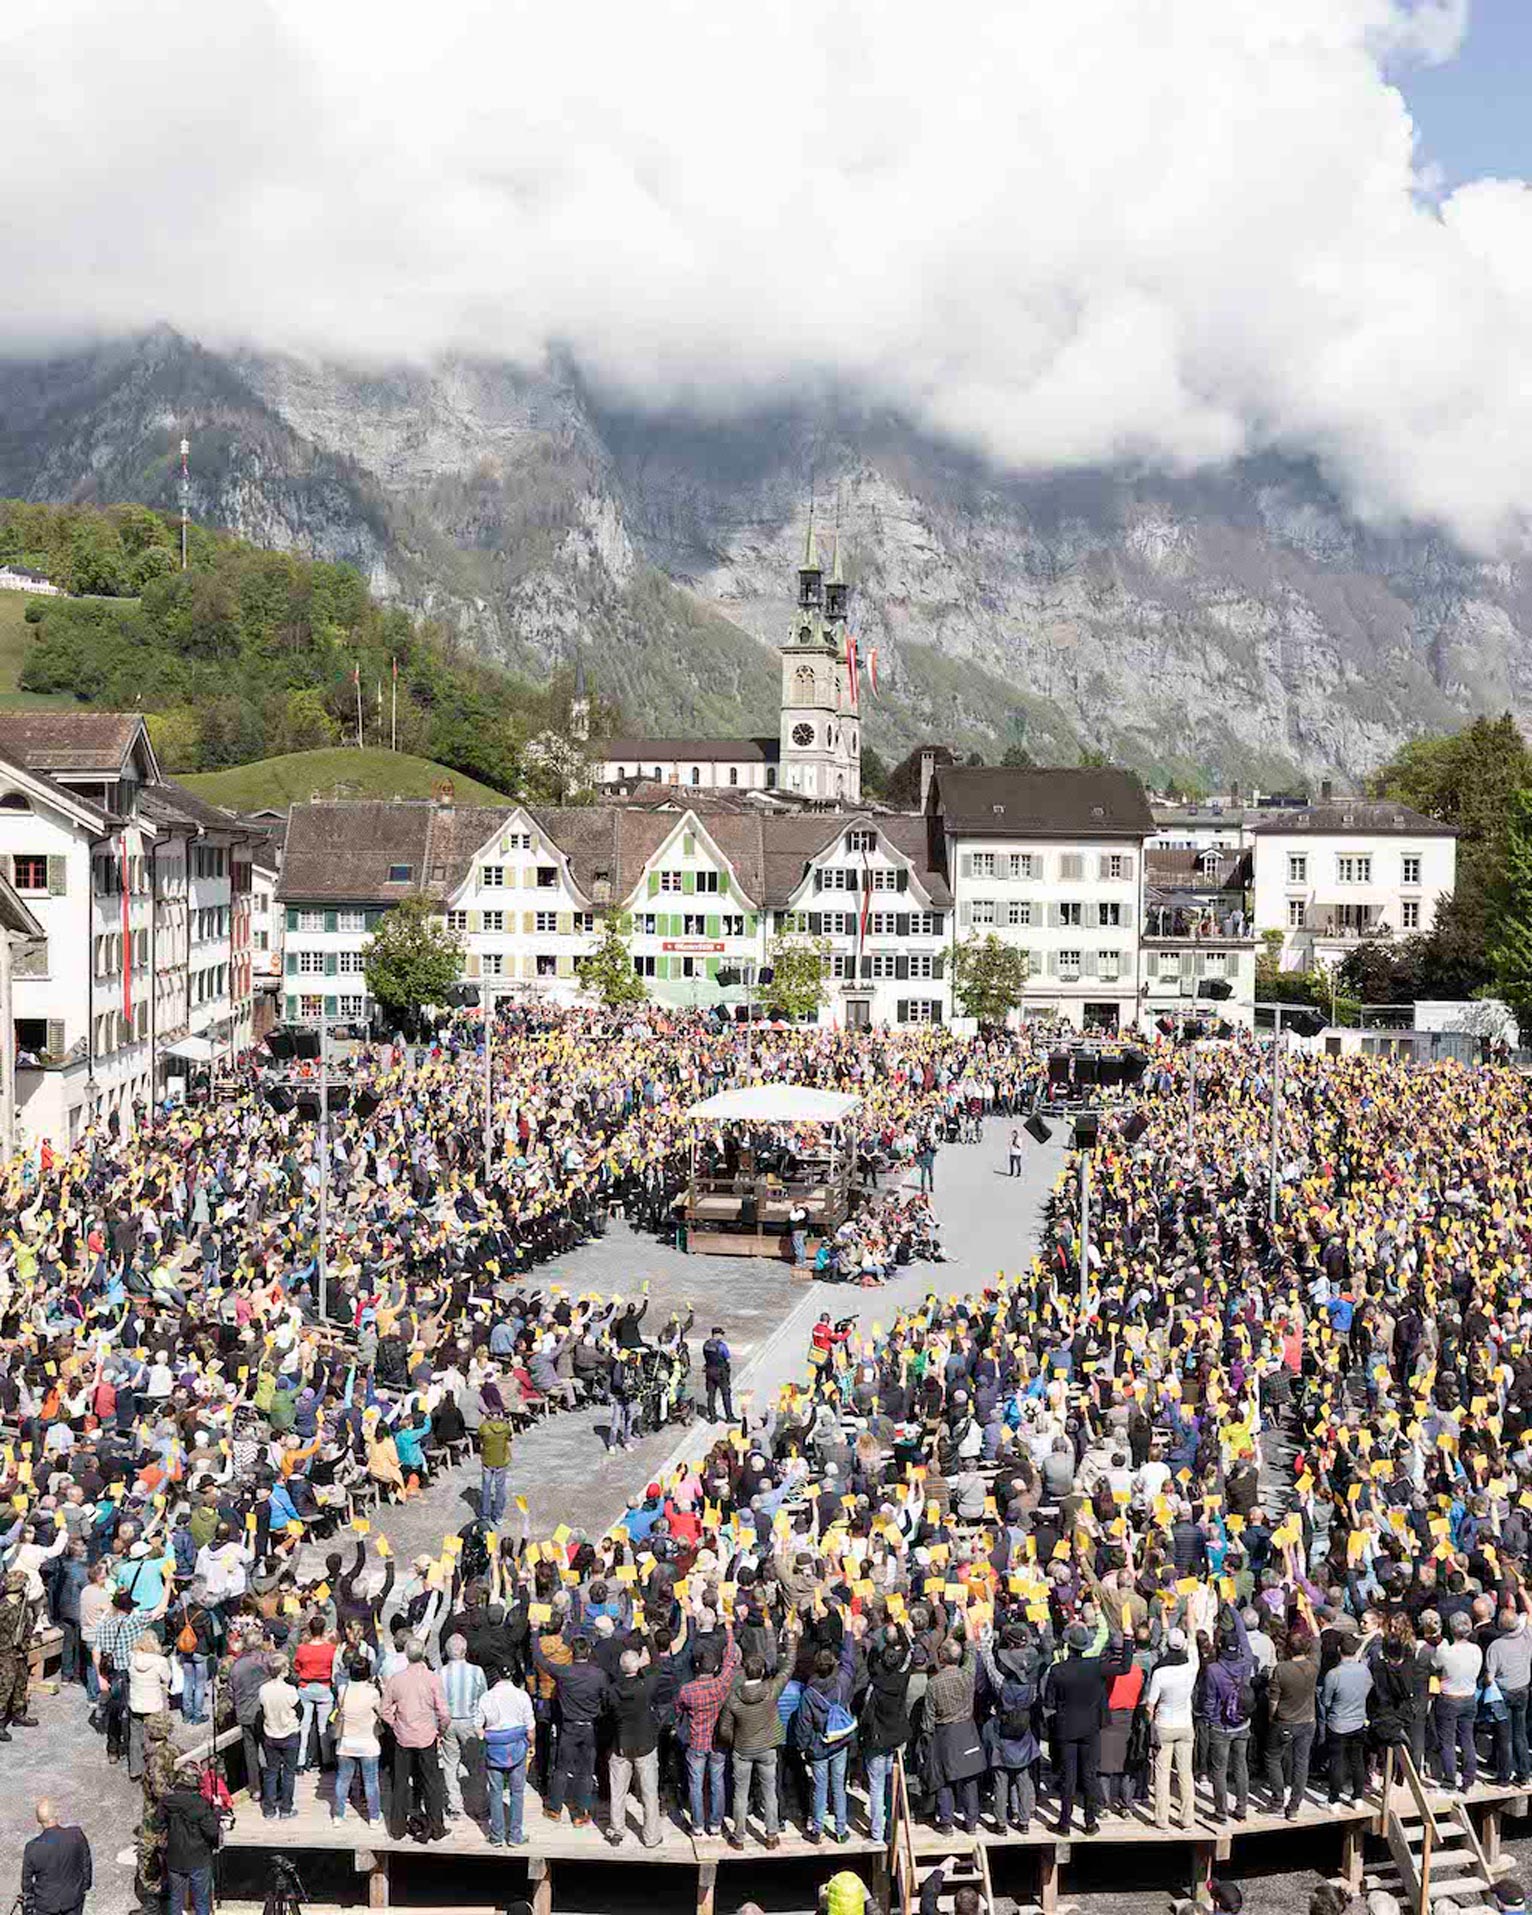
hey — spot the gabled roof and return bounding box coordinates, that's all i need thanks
[0,871,43,940]
[140,780,253,837]
[1146,847,1251,895]
[276,799,954,913]
[932,765,1154,839]
[0,710,158,781]
[0,749,112,832]
[278,800,443,904]
[1248,801,1457,838]
[597,737,780,765]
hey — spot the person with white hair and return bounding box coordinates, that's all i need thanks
[439,1634,488,1821]
[1145,1623,1200,1830]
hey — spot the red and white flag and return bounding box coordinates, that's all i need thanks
[846,633,859,710]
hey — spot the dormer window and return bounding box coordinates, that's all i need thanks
[991,804,1005,816]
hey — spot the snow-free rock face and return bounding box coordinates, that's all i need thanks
[3,326,1529,782]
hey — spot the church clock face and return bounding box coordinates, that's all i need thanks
[792,722,815,747]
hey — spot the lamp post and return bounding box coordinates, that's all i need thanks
[1071,1111,1099,1308]
[1256,1000,1328,1227]
[317,1010,330,1320]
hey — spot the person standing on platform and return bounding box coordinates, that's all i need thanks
[381,1641,450,1842]
[21,1800,91,1915]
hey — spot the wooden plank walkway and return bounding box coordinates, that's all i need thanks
[214,1769,1532,1914]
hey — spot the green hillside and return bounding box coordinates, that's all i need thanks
[0,500,616,799]
[181,747,514,812]
[0,595,88,710]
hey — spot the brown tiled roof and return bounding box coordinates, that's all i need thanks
[276,798,953,912]
[140,780,253,835]
[1248,801,1456,837]
[277,800,445,904]
[932,766,1154,838]
[598,737,780,764]
[0,711,146,774]
[1146,847,1251,894]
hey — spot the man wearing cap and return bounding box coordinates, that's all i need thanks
[1044,1622,1109,1837]
[1145,1624,1199,1830]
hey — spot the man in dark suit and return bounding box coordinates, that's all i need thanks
[21,1799,92,1915]
[1043,1625,1109,1837]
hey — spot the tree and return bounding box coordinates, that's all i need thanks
[763,934,830,1021]
[520,730,592,805]
[952,933,1028,1026]
[860,745,890,798]
[1491,788,1532,1035]
[1001,743,1034,769]
[146,706,203,773]
[363,899,465,1027]
[576,912,647,1008]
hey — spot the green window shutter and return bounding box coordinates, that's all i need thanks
[286,907,299,932]
[747,914,757,936]
[324,952,338,977]
[718,874,729,898]
[648,871,660,897]
[323,995,338,1017]
[323,909,338,933]
[557,912,573,935]
[683,834,695,857]
[46,856,66,896]
[367,908,383,929]
[681,871,695,894]
[658,955,672,981]
[706,915,719,940]
[706,957,720,980]
[285,996,298,1020]
[285,951,298,975]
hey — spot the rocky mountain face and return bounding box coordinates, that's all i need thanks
[2,326,1528,784]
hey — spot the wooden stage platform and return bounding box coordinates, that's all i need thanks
[212,1767,1532,1915]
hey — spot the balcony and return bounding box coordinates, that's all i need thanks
[1143,907,1255,941]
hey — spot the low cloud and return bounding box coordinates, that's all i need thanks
[11,0,1532,549]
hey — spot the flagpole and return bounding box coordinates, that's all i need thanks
[354,667,363,750]
[391,660,398,753]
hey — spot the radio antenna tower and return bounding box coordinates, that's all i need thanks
[179,437,190,571]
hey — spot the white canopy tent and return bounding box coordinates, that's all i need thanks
[682,1082,862,1256]
[686,1084,862,1126]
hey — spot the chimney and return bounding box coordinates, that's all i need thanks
[919,747,938,811]
[1319,777,1333,804]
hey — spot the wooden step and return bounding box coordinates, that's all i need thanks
[1424,1878,1493,1902]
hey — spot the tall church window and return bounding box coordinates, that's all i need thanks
[795,665,815,700]
[690,767,701,786]
[729,767,739,787]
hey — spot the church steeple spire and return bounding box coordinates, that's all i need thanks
[798,500,823,609]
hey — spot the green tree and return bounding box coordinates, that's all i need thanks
[952,933,1028,1026]
[277,687,340,754]
[763,934,830,1021]
[1491,788,1532,1034]
[146,706,204,772]
[860,745,890,798]
[1001,743,1034,769]
[363,899,465,1026]
[576,912,647,1008]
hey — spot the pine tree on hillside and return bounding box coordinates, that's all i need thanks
[1491,788,1532,1038]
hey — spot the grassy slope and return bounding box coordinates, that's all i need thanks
[180,747,515,811]
[0,595,84,708]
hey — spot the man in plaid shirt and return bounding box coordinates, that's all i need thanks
[92,1589,150,1761]
[676,1624,739,1837]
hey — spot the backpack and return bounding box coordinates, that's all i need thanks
[1219,1676,1255,1729]
[997,1676,1033,1742]
[176,1608,199,1656]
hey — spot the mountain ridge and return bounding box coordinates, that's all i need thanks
[1,326,1526,785]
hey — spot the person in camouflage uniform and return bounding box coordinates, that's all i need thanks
[0,1567,38,1736]
[135,1710,180,1912]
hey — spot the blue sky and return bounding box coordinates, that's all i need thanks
[1398,0,1532,185]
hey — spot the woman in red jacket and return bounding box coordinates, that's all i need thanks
[294,1614,338,1773]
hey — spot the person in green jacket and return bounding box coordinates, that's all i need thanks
[719,1622,799,1849]
[478,1415,513,1526]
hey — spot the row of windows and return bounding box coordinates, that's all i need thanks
[778,910,944,937]
[829,953,942,980]
[192,906,230,943]
[967,899,1126,928]
[480,862,560,889]
[192,846,228,880]
[1288,898,1421,930]
[295,950,368,975]
[446,910,597,935]
[817,867,904,892]
[657,869,722,893]
[962,851,1135,883]
[294,994,368,1021]
[292,908,374,933]
[1286,852,1423,886]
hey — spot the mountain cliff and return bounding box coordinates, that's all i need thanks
[2,326,1526,784]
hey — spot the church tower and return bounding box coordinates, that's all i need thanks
[779,513,861,804]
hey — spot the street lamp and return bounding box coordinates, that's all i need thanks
[717,963,774,1076]
[1071,1110,1099,1307]
[1256,1000,1327,1225]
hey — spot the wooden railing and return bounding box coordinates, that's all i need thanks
[889,1750,919,1915]
[1380,1743,1439,1915]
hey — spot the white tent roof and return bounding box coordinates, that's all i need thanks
[686,1084,862,1126]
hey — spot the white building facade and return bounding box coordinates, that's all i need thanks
[1251,801,1457,971]
[935,766,1154,1033]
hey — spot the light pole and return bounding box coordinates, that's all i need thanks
[317,1010,330,1320]
[1256,1000,1327,1226]
[1071,1112,1098,1308]
[482,980,494,1171]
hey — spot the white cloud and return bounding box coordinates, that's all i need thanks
[5,0,1532,550]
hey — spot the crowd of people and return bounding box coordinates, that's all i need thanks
[6,1009,1532,1915]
